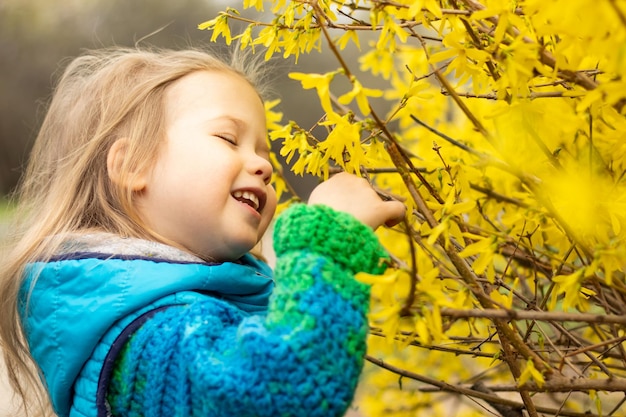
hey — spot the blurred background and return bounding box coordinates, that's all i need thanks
[0,0,345,203]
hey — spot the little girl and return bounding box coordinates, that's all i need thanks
[0,47,405,417]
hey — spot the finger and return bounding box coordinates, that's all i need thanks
[375,189,405,202]
[382,201,407,227]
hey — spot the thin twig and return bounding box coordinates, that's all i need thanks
[437,308,626,325]
[440,90,574,100]
[365,355,602,417]
[400,218,418,316]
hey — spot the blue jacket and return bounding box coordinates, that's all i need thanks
[22,233,273,417]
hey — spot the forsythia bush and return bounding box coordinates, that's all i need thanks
[202,1,626,416]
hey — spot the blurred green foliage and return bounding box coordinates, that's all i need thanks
[0,198,13,219]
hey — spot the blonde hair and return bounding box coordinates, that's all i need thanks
[0,46,269,416]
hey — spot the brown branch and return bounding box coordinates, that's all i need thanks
[377,116,445,203]
[343,0,473,16]
[372,323,626,371]
[499,334,539,417]
[400,218,418,316]
[384,140,440,227]
[410,115,479,156]
[564,335,626,358]
[365,355,602,417]
[369,327,497,359]
[470,184,529,208]
[438,308,626,325]
[419,378,626,393]
[441,90,573,100]
[471,382,523,417]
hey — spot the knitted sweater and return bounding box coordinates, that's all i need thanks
[22,204,389,417]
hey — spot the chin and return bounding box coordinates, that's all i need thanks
[214,241,258,262]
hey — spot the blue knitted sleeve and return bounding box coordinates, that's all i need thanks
[107,204,390,417]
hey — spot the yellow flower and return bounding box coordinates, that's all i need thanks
[237,25,254,50]
[289,71,339,115]
[319,113,365,175]
[337,78,383,116]
[471,0,525,47]
[337,30,360,50]
[278,130,308,164]
[518,358,545,388]
[552,269,597,312]
[458,236,495,258]
[255,26,284,60]
[376,14,410,52]
[429,30,490,83]
[270,0,287,13]
[198,14,232,45]
[359,47,396,80]
[408,0,443,19]
[243,0,263,11]
[264,99,283,131]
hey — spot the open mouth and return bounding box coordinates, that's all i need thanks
[232,190,261,212]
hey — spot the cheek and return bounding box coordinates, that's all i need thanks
[266,186,278,216]
[260,186,278,231]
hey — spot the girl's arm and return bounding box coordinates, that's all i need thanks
[107,173,405,417]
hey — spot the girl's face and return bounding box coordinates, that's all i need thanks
[136,70,276,261]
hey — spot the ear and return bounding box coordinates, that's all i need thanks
[107,138,148,192]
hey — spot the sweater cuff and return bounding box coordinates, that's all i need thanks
[273,204,389,275]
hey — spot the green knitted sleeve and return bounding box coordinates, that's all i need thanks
[272,203,390,275]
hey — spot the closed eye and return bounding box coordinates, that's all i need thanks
[215,134,237,146]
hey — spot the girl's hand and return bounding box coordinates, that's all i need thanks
[308,172,406,230]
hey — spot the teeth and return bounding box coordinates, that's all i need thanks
[232,190,260,211]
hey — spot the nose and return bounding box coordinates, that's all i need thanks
[248,152,273,184]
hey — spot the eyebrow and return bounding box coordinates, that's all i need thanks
[206,116,245,128]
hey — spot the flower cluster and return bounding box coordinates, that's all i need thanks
[202,1,626,416]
